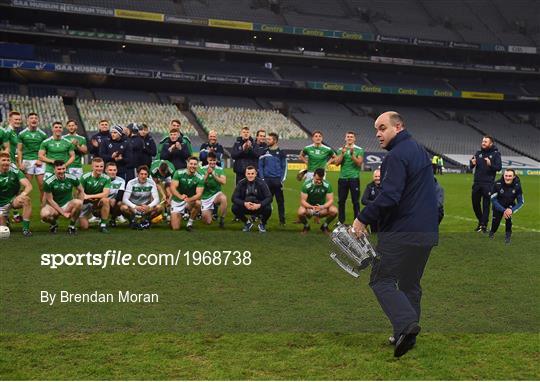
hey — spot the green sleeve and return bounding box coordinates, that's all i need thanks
[43,181,51,193]
[17,170,25,180]
[103,177,111,188]
[327,183,333,193]
[39,140,47,150]
[301,182,309,193]
[172,170,180,181]
[72,177,80,187]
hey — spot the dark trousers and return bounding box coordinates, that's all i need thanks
[490,210,512,235]
[264,177,285,222]
[232,203,272,224]
[472,183,492,226]
[370,242,432,337]
[338,178,360,224]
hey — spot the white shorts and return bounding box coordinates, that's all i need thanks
[67,167,83,179]
[305,171,314,181]
[202,192,223,211]
[0,202,13,217]
[80,201,99,218]
[171,199,188,214]
[22,159,46,175]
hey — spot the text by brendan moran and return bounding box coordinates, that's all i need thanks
[40,290,159,305]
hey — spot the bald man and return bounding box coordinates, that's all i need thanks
[199,130,224,167]
[352,111,439,358]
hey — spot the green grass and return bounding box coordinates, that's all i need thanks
[1,171,539,380]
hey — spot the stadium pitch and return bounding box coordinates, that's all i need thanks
[1,171,538,379]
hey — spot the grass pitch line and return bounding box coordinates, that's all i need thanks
[446,214,540,232]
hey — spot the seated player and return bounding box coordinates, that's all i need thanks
[169,157,203,231]
[150,159,175,220]
[198,152,227,228]
[0,152,33,236]
[231,166,272,233]
[105,162,126,226]
[489,168,524,244]
[79,157,111,233]
[40,160,84,235]
[120,165,162,230]
[297,168,337,234]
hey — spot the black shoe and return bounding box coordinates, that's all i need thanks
[109,219,117,228]
[258,223,266,233]
[49,224,58,234]
[505,234,511,244]
[67,226,77,235]
[219,217,225,228]
[186,224,193,232]
[301,225,310,234]
[481,225,487,234]
[279,219,286,226]
[394,322,421,358]
[99,226,109,234]
[475,225,483,232]
[22,229,33,237]
[242,221,253,232]
[488,232,494,239]
[320,224,330,234]
[140,219,151,230]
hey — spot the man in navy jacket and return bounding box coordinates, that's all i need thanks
[258,132,287,225]
[470,135,502,233]
[352,111,439,358]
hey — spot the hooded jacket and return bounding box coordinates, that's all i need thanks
[470,145,502,185]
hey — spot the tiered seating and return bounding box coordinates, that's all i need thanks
[77,99,197,136]
[191,105,307,140]
[0,94,68,129]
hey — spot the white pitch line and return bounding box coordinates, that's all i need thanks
[446,214,540,233]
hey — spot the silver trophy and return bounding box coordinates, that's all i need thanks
[329,224,378,278]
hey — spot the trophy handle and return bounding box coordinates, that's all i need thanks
[330,253,360,278]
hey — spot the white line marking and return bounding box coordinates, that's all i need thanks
[446,214,540,233]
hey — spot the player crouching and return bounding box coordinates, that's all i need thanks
[40,160,83,235]
[0,152,33,236]
[120,165,162,229]
[199,152,227,228]
[79,157,111,233]
[105,162,126,226]
[297,168,337,234]
[170,157,203,231]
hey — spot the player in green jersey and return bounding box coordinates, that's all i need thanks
[198,152,227,228]
[17,112,48,197]
[297,168,337,234]
[38,121,75,177]
[2,111,21,161]
[41,160,84,235]
[170,157,203,231]
[64,120,88,179]
[79,157,111,233]
[334,131,365,224]
[0,152,33,236]
[299,130,336,181]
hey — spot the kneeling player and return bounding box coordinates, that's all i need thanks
[79,157,111,233]
[0,152,33,236]
[150,159,175,220]
[105,162,126,226]
[297,168,337,234]
[170,157,203,231]
[198,152,227,227]
[489,168,524,244]
[40,160,83,234]
[121,165,162,229]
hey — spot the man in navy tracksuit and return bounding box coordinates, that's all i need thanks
[470,136,502,233]
[258,132,287,225]
[138,123,157,167]
[99,125,128,180]
[89,119,111,158]
[199,130,224,167]
[231,127,261,184]
[352,111,439,358]
[489,168,524,244]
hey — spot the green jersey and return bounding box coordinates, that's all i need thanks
[198,165,225,199]
[0,164,24,205]
[150,159,175,182]
[301,179,333,206]
[18,128,48,160]
[338,145,364,179]
[43,173,80,206]
[1,127,18,161]
[302,144,335,172]
[80,172,111,195]
[63,134,87,168]
[171,169,203,201]
[39,137,74,173]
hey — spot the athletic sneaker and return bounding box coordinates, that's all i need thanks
[99,226,109,234]
[488,232,494,239]
[301,225,310,234]
[88,216,99,224]
[186,223,193,232]
[481,225,487,233]
[242,221,254,232]
[505,234,511,244]
[22,229,33,237]
[117,215,127,224]
[49,223,58,234]
[139,220,151,230]
[475,225,483,232]
[258,223,266,233]
[219,217,225,228]
[67,226,77,235]
[320,223,330,234]
[109,219,117,228]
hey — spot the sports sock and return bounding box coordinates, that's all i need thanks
[100,219,108,227]
[188,218,194,225]
[22,220,30,230]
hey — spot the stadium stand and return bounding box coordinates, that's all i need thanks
[70,49,175,71]
[180,59,275,78]
[0,94,68,130]
[191,105,308,140]
[68,0,179,14]
[77,99,198,137]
